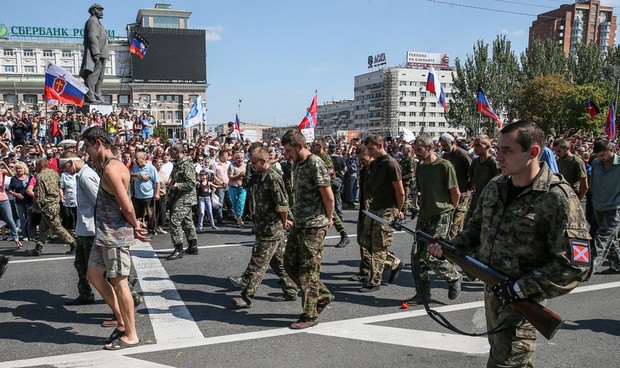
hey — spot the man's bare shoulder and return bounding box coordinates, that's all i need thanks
[102,159,129,178]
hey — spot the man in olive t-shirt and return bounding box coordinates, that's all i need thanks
[553,138,588,200]
[439,133,472,239]
[409,134,461,304]
[467,135,501,218]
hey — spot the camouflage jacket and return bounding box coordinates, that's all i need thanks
[317,152,336,182]
[169,156,197,206]
[452,163,590,301]
[400,156,416,187]
[292,154,330,228]
[253,165,289,236]
[35,168,61,213]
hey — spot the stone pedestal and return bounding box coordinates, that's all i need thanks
[78,104,114,115]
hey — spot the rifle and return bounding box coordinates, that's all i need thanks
[363,210,564,340]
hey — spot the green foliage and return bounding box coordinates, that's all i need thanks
[517,74,572,134]
[564,82,612,133]
[152,122,169,141]
[568,42,604,85]
[520,39,568,82]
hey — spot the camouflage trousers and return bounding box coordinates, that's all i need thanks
[357,212,398,278]
[169,205,197,245]
[411,212,460,295]
[333,211,346,235]
[242,231,297,299]
[485,289,537,368]
[361,208,401,287]
[449,192,471,239]
[402,184,412,213]
[37,207,75,247]
[75,236,95,298]
[284,226,333,320]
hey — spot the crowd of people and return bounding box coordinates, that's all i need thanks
[0,107,619,366]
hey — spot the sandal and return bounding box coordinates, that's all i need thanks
[15,241,23,249]
[105,328,125,344]
[103,337,140,350]
[101,319,118,328]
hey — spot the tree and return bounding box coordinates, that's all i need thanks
[563,82,611,133]
[517,74,573,133]
[152,122,169,141]
[448,36,519,135]
[520,39,568,82]
[569,42,603,85]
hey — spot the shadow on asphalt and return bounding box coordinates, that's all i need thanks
[0,289,109,345]
[562,318,620,336]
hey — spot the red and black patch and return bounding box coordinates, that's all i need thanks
[569,238,590,266]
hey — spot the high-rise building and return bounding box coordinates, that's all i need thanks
[529,0,616,56]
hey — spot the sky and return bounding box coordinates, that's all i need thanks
[3,0,620,126]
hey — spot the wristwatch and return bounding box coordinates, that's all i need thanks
[513,282,526,299]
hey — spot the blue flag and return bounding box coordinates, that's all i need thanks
[184,95,205,128]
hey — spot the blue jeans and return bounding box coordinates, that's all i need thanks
[345,174,358,203]
[0,200,19,241]
[215,188,227,221]
[16,202,36,238]
[228,186,247,218]
[197,196,214,228]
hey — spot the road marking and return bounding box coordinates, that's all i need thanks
[130,241,204,344]
[7,232,405,264]
[1,281,618,368]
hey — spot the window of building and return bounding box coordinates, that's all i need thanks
[419,122,426,127]
[62,50,72,58]
[118,95,130,105]
[23,49,34,57]
[429,112,436,117]
[399,112,407,117]
[43,50,53,57]
[409,91,416,96]
[420,92,427,98]
[409,122,416,127]
[419,112,425,117]
[410,81,417,86]
[101,95,112,104]
[399,81,407,86]
[24,95,37,104]
[152,16,180,29]
[400,91,407,96]
[410,101,417,106]
[400,101,406,106]
[175,111,183,120]
[420,102,427,107]
[430,102,437,107]
[429,122,436,127]
[3,65,16,73]
[439,122,446,127]
[24,66,35,73]
[409,112,416,117]
[167,111,173,120]
[4,94,17,105]
[65,66,74,73]
[3,49,13,56]
[399,122,406,127]
[159,111,166,120]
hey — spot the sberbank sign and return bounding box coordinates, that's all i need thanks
[0,23,117,39]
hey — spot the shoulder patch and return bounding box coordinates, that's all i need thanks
[569,238,590,266]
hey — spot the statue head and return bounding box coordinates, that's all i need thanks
[88,3,104,19]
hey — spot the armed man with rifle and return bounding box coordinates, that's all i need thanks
[427,121,590,367]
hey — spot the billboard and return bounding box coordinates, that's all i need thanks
[406,52,449,68]
[368,52,387,69]
[131,27,206,83]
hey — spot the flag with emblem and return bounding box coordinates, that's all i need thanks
[44,62,88,106]
[129,32,149,59]
[569,238,590,266]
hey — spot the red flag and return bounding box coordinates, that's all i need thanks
[477,87,503,128]
[298,94,318,131]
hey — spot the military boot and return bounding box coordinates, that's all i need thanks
[25,244,43,257]
[65,242,77,255]
[166,244,185,261]
[335,232,350,248]
[186,239,199,255]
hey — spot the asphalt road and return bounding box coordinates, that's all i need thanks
[0,209,618,368]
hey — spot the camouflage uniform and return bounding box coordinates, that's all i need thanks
[284,154,334,321]
[241,165,297,300]
[316,153,347,236]
[34,168,75,249]
[399,156,416,213]
[451,163,590,367]
[169,156,198,246]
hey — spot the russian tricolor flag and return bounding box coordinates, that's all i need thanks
[235,113,241,131]
[426,67,441,96]
[44,62,88,107]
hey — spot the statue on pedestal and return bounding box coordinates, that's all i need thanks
[79,3,110,104]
